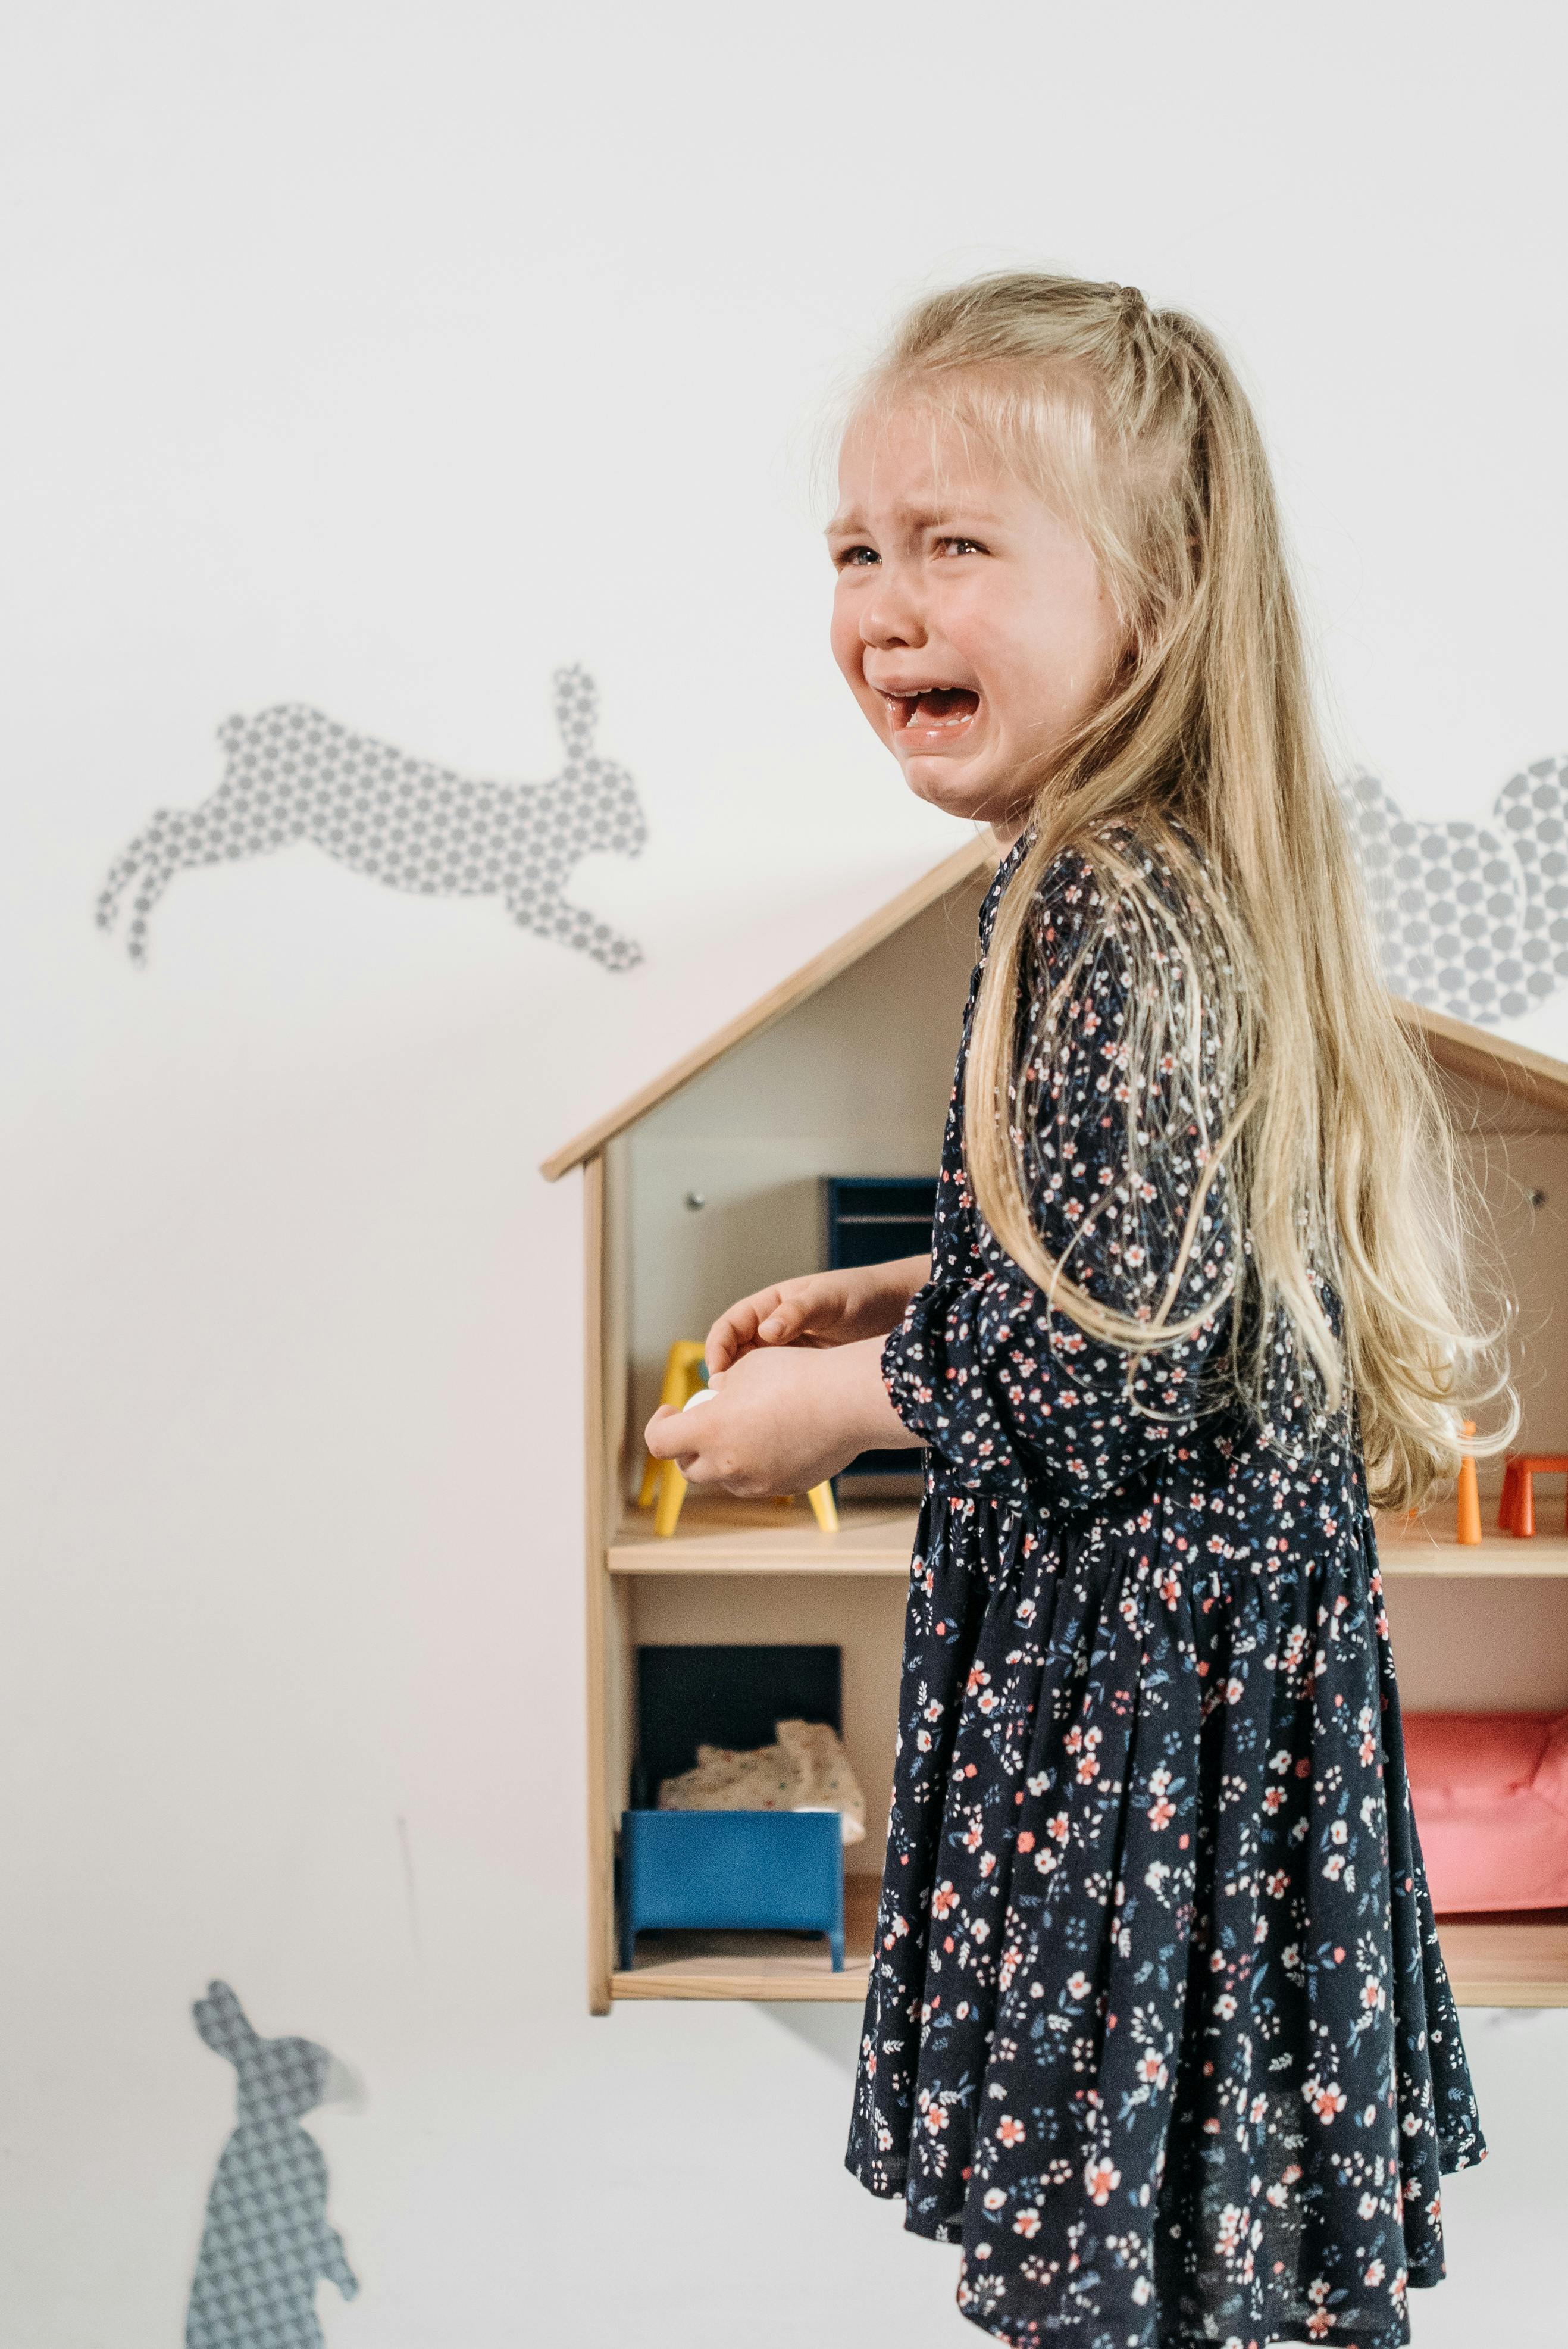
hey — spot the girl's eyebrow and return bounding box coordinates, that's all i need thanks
[824,503,999,539]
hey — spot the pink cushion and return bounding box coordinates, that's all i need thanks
[1405,1712,1568,1913]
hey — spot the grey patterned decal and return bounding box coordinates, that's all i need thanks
[186,1982,358,2349]
[1340,757,1568,1025]
[98,665,647,971]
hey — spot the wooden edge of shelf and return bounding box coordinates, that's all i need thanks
[1436,1913,1568,2008]
[583,1155,615,2018]
[604,1498,922,1576]
[1450,1981,1568,2007]
[610,1965,872,2003]
[1394,993,1568,1125]
[607,1947,1568,2009]
[603,1501,1568,1580]
[1373,1510,1568,1577]
[606,1553,913,1577]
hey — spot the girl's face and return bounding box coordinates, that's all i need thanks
[827,398,1125,842]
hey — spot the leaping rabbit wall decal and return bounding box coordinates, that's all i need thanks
[1339,755,1568,1027]
[97,664,647,972]
[185,1981,359,2349]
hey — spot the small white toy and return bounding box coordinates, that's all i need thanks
[682,1386,718,1409]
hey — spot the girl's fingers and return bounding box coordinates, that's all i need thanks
[707,1291,781,1371]
[644,1405,697,1463]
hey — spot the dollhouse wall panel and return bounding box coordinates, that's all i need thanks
[627,1140,942,1484]
[1457,1126,1568,1481]
[1382,1577,1568,1713]
[602,1137,632,1507]
[624,884,985,1485]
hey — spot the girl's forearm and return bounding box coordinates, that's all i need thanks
[865,1253,931,1330]
[821,1333,927,1452]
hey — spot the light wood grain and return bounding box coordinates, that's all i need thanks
[1436,1913,1568,2006]
[581,1155,614,2017]
[1396,996,1568,1130]
[610,1498,1568,1580]
[609,1882,1568,2007]
[609,1494,920,1575]
[1373,1512,1568,1578]
[540,838,996,1180]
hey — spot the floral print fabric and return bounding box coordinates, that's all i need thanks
[845,836,1484,2349]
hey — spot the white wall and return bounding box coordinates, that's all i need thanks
[5,4,1568,2342]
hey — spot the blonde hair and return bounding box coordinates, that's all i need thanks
[849,270,1513,1511]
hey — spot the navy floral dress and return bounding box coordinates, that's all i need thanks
[846,832,1484,2349]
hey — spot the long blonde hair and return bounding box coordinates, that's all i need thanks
[850,270,1513,1511]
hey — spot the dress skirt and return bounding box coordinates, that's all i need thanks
[845,1469,1484,2349]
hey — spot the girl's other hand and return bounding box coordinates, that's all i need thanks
[706,1254,930,1374]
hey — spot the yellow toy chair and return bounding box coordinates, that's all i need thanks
[640,1340,840,1538]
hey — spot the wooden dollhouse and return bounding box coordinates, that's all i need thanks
[542,836,1568,2014]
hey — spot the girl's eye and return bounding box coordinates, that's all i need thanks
[937,536,987,557]
[835,544,879,568]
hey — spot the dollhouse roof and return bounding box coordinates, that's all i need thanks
[539,841,1568,1180]
[540,834,996,1179]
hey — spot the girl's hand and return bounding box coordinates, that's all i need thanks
[706,1254,931,1374]
[644,1335,919,1498]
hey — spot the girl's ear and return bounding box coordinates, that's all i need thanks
[193,1980,258,2063]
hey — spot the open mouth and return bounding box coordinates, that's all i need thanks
[880,684,981,741]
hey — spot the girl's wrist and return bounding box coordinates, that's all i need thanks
[823,1333,925,1452]
[849,1254,930,1340]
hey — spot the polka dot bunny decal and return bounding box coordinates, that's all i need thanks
[98,664,647,972]
[1339,755,1568,1024]
[185,1981,359,2349]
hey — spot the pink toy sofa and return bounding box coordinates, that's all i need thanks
[1404,1711,1568,1913]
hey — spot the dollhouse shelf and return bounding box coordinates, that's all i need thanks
[612,1875,880,2001]
[606,1497,1568,1579]
[608,1496,918,1575]
[1432,1912,1568,2007]
[608,1875,1568,2006]
[1373,1512,1568,1578]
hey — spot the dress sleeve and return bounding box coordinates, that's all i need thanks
[881,850,1237,1510]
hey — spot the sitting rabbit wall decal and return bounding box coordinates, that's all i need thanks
[1338,754,1568,1026]
[185,1981,359,2349]
[98,664,647,972]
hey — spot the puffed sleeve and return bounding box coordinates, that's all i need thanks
[881,847,1237,1509]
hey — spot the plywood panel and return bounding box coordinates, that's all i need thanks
[543,839,996,1178]
[610,1494,917,1573]
[1374,1512,1568,1576]
[625,874,987,1475]
[1410,1003,1568,1133]
[601,1134,631,1520]
[1435,1912,1568,2007]
[581,1155,614,2015]
[1382,1575,1568,1712]
[1455,1127,1568,1470]
[627,1573,906,1881]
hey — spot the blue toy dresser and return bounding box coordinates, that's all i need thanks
[619,1809,844,1969]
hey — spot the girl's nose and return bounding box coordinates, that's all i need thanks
[859,567,926,651]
